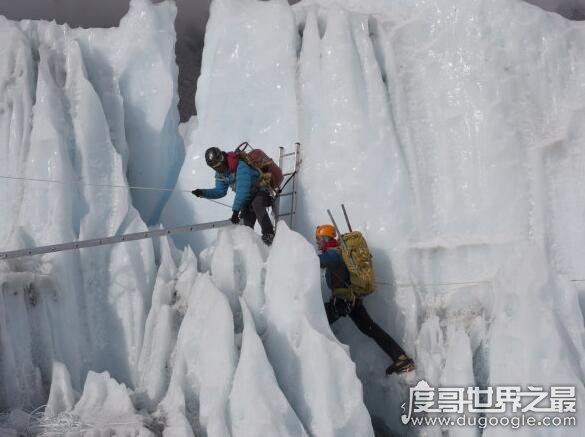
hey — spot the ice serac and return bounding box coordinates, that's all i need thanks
[70,371,154,436]
[74,0,184,224]
[0,0,174,410]
[228,298,308,437]
[442,328,478,437]
[161,273,235,437]
[0,273,44,409]
[290,0,585,434]
[263,223,374,437]
[64,37,155,387]
[34,370,154,436]
[137,234,182,409]
[160,0,299,251]
[0,38,86,407]
[207,226,269,329]
[210,228,239,312]
[46,362,76,417]
[0,19,35,246]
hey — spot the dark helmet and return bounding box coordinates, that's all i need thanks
[205,147,225,169]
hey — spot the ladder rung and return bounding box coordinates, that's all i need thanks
[277,212,295,217]
[282,152,297,158]
[278,192,295,197]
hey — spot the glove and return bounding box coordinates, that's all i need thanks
[192,189,203,197]
[230,211,240,224]
[265,193,274,207]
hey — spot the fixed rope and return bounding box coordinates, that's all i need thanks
[5,178,585,284]
[374,280,491,288]
[383,279,585,287]
[0,174,233,208]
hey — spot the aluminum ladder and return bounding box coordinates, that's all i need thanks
[0,220,231,261]
[274,142,301,230]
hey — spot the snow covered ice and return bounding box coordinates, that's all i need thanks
[1,0,585,435]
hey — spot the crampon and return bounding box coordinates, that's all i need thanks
[386,356,415,375]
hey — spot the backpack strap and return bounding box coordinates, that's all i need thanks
[330,248,357,302]
[235,149,273,191]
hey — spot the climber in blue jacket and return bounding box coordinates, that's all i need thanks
[192,147,275,245]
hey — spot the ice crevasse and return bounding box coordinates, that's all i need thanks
[2,0,585,436]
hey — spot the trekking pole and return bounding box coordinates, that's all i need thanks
[341,204,352,232]
[327,209,359,271]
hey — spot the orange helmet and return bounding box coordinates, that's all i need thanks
[315,224,336,239]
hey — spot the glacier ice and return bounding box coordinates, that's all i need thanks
[46,362,76,418]
[228,298,307,437]
[262,223,374,436]
[162,273,235,437]
[0,0,175,416]
[1,0,585,435]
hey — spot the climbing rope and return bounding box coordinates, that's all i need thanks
[372,280,491,289]
[4,176,585,285]
[393,280,491,288]
[0,174,233,208]
[384,279,585,287]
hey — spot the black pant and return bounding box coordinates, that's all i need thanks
[241,189,274,237]
[325,298,405,361]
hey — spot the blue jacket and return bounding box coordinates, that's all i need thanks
[319,249,350,291]
[199,160,260,212]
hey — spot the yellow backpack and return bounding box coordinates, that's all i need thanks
[328,206,376,301]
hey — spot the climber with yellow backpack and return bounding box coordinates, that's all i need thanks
[192,142,283,245]
[316,206,415,375]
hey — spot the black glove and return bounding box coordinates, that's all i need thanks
[265,193,274,207]
[230,211,240,224]
[192,189,203,197]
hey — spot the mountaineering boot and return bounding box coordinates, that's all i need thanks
[262,233,275,246]
[386,354,415,375]
[258,214,275,246]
